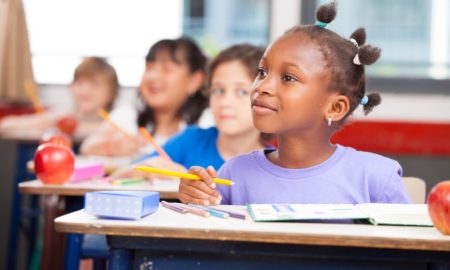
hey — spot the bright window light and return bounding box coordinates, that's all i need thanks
[24,0,183,87]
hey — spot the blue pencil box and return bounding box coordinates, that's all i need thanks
[84,191,160,220]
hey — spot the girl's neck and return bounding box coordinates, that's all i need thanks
[217,131,263,160]
[153,109,182,137]
[271,134,336,169]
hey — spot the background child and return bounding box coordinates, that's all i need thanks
[112,44,270,178]
[80,38,209,157]
[0,57,118,136]
[177,2,410,206]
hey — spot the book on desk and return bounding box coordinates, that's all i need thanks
[247,203,433,226]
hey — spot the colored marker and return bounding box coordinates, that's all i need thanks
[174,203,210,217]
[189,204,229,219]
[209,207,246,220]
[161,201,187,214]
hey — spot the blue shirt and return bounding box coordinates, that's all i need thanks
[140,126,224,170]
[216,145,411,205]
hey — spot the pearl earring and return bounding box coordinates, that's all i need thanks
[327,117,332,126]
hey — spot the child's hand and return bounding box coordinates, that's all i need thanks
[106,133,145,156]
[178,166,222,206]
[110,165,149,180]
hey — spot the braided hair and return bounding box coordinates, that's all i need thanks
[286,1,382,117]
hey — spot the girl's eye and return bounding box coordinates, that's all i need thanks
[257,68,267,78]
[236,88,249,97]
[282,75,297,82]
[210,88,225,96]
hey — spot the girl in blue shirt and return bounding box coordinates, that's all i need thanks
[113,44,272,178]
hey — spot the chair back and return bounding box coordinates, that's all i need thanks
[402,177,426,204]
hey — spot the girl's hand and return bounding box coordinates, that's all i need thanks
[110,164,149,180]
[178,166,222,206]
[106,133,144,156]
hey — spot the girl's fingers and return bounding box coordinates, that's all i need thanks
[179,178,219,198]
[206,166,217,178]
[189,166,216,189]
[178,193,216,206]
[178,185,221,206]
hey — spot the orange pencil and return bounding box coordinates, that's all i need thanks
[97,108,133,137]
[24,80,45,113]
[139,127,171,161]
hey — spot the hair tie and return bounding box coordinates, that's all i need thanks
[349,38,359,48]
[315,21,327,28]
[353,54,361,65]
[360,95,369,106]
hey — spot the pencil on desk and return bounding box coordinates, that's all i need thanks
[24,80,45,113]
[189,204,229,219]
[161,201,187,214]
[209,207,246,220]
[174,203,210,217]
[134,166,234,186]
[138,127,171,161]
[97,109,133,137]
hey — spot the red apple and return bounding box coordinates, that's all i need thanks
[34,143,75,184]
[427,181,450,235]
[56,115,78,134]
[40,130,72,148]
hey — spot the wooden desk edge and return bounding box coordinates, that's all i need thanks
[18,182,179,199]
[54,220,450,252]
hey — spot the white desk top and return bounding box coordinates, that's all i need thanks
[55,206,450,252]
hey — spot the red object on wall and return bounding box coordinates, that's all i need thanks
[331,120,450,156]
[0,103,36,119]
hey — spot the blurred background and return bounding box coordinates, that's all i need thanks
[0,0,449,269]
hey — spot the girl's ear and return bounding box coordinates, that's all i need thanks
[324,93,350,123]
[187,71,205,95]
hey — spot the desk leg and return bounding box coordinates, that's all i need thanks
[40,195,66,270]
[65,233,82,270]
[109,248,132,270]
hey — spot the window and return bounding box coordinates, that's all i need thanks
[183,0,270,56]
[314,0,450,92]
[24,0,183,87]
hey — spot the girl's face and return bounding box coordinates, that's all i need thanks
[71,75,113,116]
[251,33,332,135]
[209,60,257,138]
[140,50,198,112]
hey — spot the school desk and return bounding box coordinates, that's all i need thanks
[55,206,450,270]
[18,178,179,270]
[0,131,84,270]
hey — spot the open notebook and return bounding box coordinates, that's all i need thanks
[247,203,433,226]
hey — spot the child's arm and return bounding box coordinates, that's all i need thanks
[0,111,63,132]
[178,166,222,206]
[111,156,187,180]
[80,122,143,156]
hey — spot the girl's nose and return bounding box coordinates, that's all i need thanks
[219,91,235,107]
[253,77,275,96]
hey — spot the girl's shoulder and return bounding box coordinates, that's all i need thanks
[340,145,399,167]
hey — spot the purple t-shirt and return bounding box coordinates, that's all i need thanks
[216,145,410,205]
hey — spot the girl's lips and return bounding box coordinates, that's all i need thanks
[251,99,278,111]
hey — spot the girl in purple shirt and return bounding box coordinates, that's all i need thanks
[177,2,410,205]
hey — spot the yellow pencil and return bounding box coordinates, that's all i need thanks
[134,165,234,186]
[139,127,171,161]
[97,108,133,137]
[24,80,45,113]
